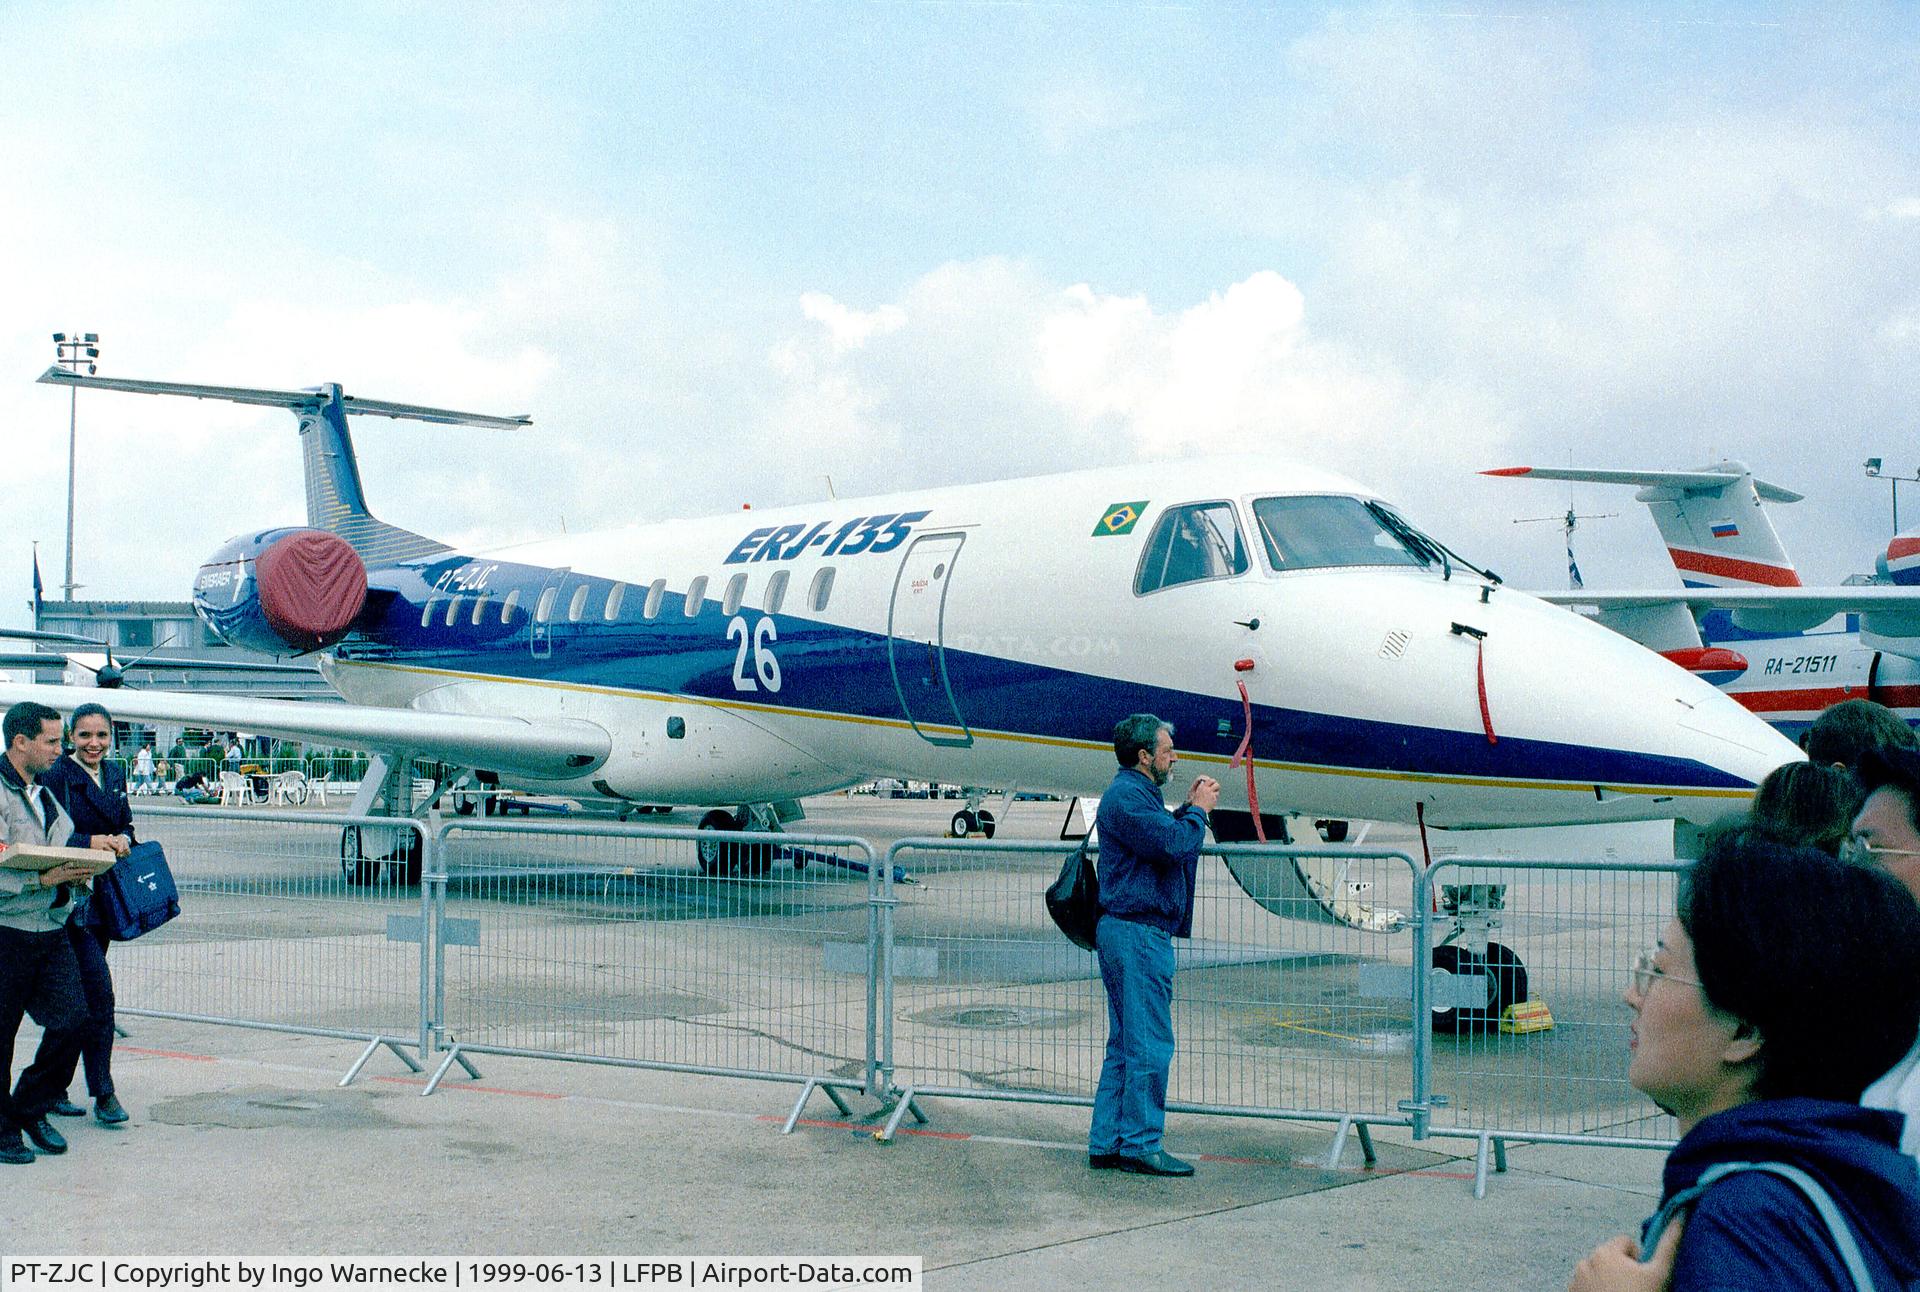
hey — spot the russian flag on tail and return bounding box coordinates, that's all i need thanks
[1710,521,1740,539]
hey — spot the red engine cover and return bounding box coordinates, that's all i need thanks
[253,529,368,652]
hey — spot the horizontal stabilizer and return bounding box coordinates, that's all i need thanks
[1484,465,1803,504]
[37,367,531,429]
[0,683,609,781]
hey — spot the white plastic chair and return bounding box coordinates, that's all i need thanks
[218,770,254,806]
[308,773,331,807]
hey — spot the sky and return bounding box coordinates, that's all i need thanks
[4,2,1918,625]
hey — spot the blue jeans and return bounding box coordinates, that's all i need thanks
[1089,914,1176,1157]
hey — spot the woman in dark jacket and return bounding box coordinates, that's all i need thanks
[39,703,134,1125]
[1569,828,1920,1291]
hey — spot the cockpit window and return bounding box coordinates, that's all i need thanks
[1252,495,1430,572]
[1133,501,1250,596]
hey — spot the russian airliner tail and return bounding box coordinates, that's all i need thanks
[1485,463,1803,589]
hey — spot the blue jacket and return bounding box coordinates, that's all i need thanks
[41,754,136,843]
[1094,767,1208,938]
[1648,1099,1920,1292]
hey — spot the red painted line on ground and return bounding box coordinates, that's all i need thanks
[373,1075,565,1100]
[120,1048,1491,1184]
[120,1045,218,1062]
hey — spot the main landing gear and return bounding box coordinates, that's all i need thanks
[338,754,428,887]
[947,787,1002,838]
[695,803,798,877]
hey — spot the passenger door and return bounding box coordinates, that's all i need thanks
[887,534,971,747]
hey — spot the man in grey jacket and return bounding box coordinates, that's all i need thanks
[0,701,99,1165]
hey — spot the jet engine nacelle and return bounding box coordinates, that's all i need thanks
[1878,531,1920,587]
[193,528,368,656]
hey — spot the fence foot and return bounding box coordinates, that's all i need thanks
[1469,1132,1511,1198]
[1322,1116,1381,1170]
[873,1086,927,1143]
[780,1078,854,1134]
[420,1044,482,1096]
[339,1036,422,1087]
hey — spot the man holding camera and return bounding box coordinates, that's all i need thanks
[1088,713,1218,1177]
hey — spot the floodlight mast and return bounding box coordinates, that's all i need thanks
[51,332,101,601]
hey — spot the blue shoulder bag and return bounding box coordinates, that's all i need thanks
[89,840,181,941]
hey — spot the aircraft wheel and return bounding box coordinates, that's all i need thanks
[696,809,775,877]
[339,825,421,886]
[696,809,735,875]
[452,788,480,817]
[1431,943,1528,1033]
[974,808,996,839]
[951,809,976,837]
[1315,819,1349,843]
[339,827,376,887]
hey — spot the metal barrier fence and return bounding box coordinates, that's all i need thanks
[121,806,432,1078]
[873,840,1425,1159]
[95,808,1694,1190]
[1417,857,1685,1194]
[428,820,883,1118]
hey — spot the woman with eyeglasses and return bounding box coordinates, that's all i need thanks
[1570,828,1920,1292]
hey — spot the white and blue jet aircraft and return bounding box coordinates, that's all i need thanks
[3,368,1796,891]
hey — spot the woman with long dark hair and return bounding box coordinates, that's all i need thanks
[39,703,133,1125]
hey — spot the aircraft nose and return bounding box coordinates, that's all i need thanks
[1495,589,1800,822]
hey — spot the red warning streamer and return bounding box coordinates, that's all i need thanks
[1475,638,1497,745]
[1229,678,1266,843]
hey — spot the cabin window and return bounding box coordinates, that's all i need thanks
[763,570,789,615]
[420,597,439,628]
[1133,502,1250,596]
[643,579,666,620]
[500,589,520,624]
[605,583,627,620]
[444,596,463,628]
[470,594,489,626]
[535,586,558,624]
[683,576,708,618]
[568,583,591,623]
[721,572,747,616]
[808,566,836,612]
[1252,495,1431,573]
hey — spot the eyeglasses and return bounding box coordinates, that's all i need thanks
[1630,948,1701,996]
[1841,836,1920,867]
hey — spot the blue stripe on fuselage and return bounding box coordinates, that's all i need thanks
[333,557,1755,792]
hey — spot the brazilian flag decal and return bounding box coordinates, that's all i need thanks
[1094,501,1149,537]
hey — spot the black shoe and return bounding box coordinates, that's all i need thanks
[1088,1153,1123,1169]
[23,1116,67,1154]
[1115,1150,1194,1177]
[0,1131,31,1165]
[94,1095,127,1125]
[49,1099,85,1118]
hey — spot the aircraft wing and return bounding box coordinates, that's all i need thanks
[0,683,610,780]
[1539,586,1920,639]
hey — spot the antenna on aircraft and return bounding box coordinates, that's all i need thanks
[1514,507,1616,590]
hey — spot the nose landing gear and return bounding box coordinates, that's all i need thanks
[1429,884,1530,1033]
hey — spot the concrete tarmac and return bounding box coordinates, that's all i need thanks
[3,1014,1665,1290]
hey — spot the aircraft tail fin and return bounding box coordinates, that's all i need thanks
[1484,463,1802,589]
[38,367,529,565]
